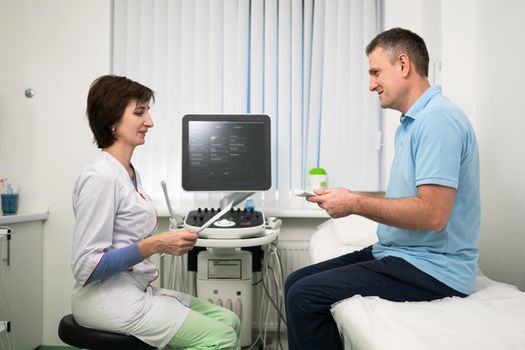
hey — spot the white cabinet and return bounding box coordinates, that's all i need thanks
[1,213,47,350]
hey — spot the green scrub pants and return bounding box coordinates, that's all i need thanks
[168,297,241,350]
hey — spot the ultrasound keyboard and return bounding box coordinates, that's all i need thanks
[184,207,266,239]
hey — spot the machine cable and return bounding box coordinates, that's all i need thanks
[248,239,286,350]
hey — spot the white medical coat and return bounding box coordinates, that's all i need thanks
[71,151,190,348]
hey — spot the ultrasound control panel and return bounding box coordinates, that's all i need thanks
[184,207,266,239]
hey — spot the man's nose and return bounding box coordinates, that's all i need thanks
[369,78,377,92]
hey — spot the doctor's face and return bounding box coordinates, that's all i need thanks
[114,99,154,148]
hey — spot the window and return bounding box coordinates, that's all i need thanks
[112,0,383,209]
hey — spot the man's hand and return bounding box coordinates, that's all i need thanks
[308,187,360,218]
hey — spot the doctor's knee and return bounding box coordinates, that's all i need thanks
[225,309,241,335]
[216,326,239,350]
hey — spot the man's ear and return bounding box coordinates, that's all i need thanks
[398,53,410,78]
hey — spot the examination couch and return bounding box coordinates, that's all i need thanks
[309,216,525,350]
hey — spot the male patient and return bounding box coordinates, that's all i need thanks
[284,27,480,350]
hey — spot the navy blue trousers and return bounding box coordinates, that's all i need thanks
[284,246,466,350]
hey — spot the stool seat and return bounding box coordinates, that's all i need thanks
[58,314,156,350]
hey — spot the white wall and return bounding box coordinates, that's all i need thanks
[386,0,525,290]
[441,0,525,290]
[382,0,429,183]
[0,0,111,344]
[0,0,524,346]
[381,0,442,183]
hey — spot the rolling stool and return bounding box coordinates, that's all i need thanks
[58,314,156,350]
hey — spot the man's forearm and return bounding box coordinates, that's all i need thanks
[354,191,385,198]
[353,185,454,231]
[311,185,454,230]
[354,195,436,230]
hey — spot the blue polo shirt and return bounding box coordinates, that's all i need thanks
[372,85,480,295]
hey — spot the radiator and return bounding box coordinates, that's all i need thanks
[275,241,311,278]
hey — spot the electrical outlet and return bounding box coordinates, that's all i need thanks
[0,227,12,235]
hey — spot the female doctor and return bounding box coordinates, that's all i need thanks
[71,75,241,349]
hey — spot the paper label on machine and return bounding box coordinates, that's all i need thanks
[208,259,242,279]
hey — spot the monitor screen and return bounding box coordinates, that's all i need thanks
[182,114,271,191]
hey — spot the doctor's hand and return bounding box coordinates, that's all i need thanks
[158,230,199,256]
[307,187,359,218]
[139,230,198,258]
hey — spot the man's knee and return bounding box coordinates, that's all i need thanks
[285,277,295,303]
[285,279,308,313]
[285,269,302,297]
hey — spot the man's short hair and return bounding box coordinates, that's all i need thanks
[366,27,429,78]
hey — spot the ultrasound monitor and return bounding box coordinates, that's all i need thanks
[182,114,271,192]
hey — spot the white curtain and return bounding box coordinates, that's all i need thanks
[112,0,383,210]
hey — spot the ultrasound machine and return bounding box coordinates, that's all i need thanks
[162,114,281,347]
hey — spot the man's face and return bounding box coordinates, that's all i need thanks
[368,47,404,112]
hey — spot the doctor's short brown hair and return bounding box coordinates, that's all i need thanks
[86,75,155,149]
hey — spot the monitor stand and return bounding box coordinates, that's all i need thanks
[219,192,254,210]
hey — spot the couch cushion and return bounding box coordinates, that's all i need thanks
[318,215,377,246]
